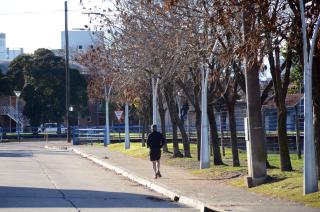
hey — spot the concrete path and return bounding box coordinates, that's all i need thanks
[59,142,319,212]
[0,141,196,212]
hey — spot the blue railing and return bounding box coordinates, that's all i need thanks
[72,125,143,145]
[0,127,3,141]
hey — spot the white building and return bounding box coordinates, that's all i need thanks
[61,28,103,50]
[0,33,24,60]
[0,33,6,60]
[6,48,24,60]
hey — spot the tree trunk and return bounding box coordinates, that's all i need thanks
[158,91,168,152]
[268,41,293,172]
[295,106,301,159]
[164,83,191,157]
[313,48,320,180]
[176,75,201,159]
[163,83,183,157]
[277,104,293,171]
[141,117,146,147]
[208,105,223,165]
[314,103,320,180]
[220,111,226,157]
[194,86,202,161]
[172,121,183,157]
[177,120,191,157]
[227,103,240,167]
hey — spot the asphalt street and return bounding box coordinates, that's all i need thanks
[0,142,196,212]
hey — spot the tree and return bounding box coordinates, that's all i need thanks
[260,0,295,171]
[8,49,88,127]
[0,70,12,95]
[238,0,267,185]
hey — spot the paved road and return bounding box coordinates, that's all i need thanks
[0,142,196,212]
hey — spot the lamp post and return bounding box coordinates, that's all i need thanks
[177,91,182,120]
[14,90,21,142]
[299,0,320,194]
[200,63,210,169]
[64,1,71,143]
[104,82,113,147]
[152,77,159,125]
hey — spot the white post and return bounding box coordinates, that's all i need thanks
[14,90,21,142]
[299,0,320,195]
[199,40,218,169]
[16,97,19,139]
[125,102,130,149]
[105,98,110,146]
[104,84,112,146]
[16,98,18,131]
[152,77,159,125]
[187,112,190,137]
[200,65,210,169]
[177,92,183,121]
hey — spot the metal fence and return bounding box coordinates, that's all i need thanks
[0,99,305,154]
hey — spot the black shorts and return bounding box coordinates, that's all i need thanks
[149,149,161,161]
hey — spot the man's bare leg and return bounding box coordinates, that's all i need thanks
[152,161,157,178]
[156,160,161,177]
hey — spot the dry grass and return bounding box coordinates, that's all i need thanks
[104,142,320,208]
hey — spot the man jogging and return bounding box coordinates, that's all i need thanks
[147,124,166,179]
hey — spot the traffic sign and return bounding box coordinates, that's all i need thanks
[114,110,124,121]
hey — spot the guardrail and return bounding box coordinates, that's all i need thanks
[72,127,106,145]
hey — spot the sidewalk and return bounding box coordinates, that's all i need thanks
[48,143,319,212]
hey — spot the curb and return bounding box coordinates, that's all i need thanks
[44,145,69,151]
[69,147,223,212]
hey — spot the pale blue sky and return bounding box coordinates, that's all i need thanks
[0,0,90,53]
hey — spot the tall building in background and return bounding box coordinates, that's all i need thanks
[60,28,104,126]
[0,33,6,59]
[0,32,24,60]
[61,28,103,50]
[6,48,24,60]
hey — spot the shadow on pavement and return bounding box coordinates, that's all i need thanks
[0,186,183,209]
[0,151,33,157]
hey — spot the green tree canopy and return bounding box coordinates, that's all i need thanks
[0,69,11,96]
[7,48,88,127]
[0,70,12,95]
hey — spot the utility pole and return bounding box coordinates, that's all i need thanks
[104,82,113,146]
[152,77,159,126]
[104,86,109,146]
[125,102,130,149]
[200,40,218,169]
[200,64,210,169]
[64,1,71,143]
[242,3,267,187]
[299,0,320,195]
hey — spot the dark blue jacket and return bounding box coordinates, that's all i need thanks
[147,131,165,150]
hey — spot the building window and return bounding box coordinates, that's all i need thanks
[78,45,83,49]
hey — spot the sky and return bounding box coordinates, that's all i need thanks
[0,0,90,53]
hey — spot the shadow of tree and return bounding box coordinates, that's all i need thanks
[264,175,286,184]
[0,186,184,209]
[0,151,33,157]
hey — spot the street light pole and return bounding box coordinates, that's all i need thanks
[200,64,210,169]
[104,84,112,146]
[125,101,130,149]
[14,90,21,143]
[152,77,159,126]
[200,40,218,169]
[64,1,71,143]
[299,0,320,194]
